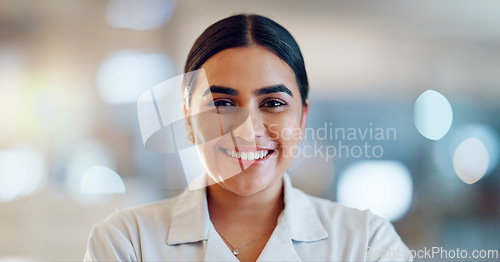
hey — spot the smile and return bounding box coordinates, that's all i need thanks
[222,148,273,161]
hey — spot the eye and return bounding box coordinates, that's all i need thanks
[209,99,238,114]
[261,99,286,108]
[260,99,288,112]
[212,99,235,107]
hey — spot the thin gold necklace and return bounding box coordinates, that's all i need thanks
[218,229,274,256]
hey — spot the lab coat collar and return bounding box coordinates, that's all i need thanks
[282,173,329,242]
[166,175,210,245]
[166,173,328,246]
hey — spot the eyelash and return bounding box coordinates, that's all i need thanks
[211,99,235,107]
[209,98,288,112]
[260,99,287,109]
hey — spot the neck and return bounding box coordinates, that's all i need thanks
[207,177,285,229]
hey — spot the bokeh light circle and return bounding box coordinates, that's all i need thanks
[80,165,125,194]
[0,145,45,202]
[97,50,175,104]
[453,137,489,184]
[414,90,453,140]
[433,124,499,183]
[105,0,175,31]
[65,140,117,200]
[337,161,413,221]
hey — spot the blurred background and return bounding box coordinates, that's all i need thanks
[0,0,499,261]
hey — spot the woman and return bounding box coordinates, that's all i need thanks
[85,14,411,261]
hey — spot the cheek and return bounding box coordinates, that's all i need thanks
[267,114,303,153]
[197,139,217,155]
[191,113,222,144]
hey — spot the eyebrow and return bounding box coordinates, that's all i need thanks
[201,84,293,97]
[254,84,293,97]
[202,86,238,97]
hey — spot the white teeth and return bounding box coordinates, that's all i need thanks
[224,149,270,160]
[241,152,248,160]
[248,152,255,161]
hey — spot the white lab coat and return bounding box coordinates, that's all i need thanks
[84,174,412,261]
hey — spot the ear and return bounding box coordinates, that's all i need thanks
[299,99,310,143]
[183,103,195,144]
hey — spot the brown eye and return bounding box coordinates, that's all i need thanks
[209,99,238,114]
[261,99,287,108]
[260,99,288,113]
[213,100,235,107]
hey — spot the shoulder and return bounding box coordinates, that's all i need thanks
[87,191,187,246]
[84,193,185,261]
[293,188,411,261]
[292,187,399,239]
[99,192,179,226]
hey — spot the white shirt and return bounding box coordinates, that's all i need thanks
[84,174,412,261]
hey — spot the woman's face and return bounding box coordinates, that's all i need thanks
[185,46,309,196]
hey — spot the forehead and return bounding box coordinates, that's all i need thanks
[199,46,298,92]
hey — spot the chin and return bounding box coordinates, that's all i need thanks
[222,167,278,196]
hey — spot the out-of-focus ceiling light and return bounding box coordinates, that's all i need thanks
[105,0,175,31]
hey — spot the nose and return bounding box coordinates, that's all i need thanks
[231,108,266,142]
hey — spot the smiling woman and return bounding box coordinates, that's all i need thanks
[84,14,412,262]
